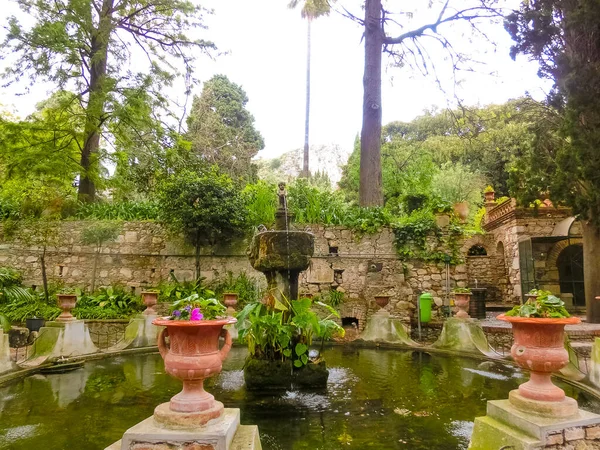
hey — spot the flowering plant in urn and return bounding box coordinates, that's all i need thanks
[152,294,236,427]
[499,293,580,417]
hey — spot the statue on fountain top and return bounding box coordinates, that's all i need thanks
[277,182,287,210]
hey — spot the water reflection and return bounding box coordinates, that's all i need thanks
[0,347,598,450]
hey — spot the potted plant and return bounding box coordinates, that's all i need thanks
[152,294,235,426]
[498,293,580,416]
[140,290,159,315]
[524,288,550,302]
[483,185,495,202]
[56,288,78,322]
[236,296,344,389]
[452,287,472,319]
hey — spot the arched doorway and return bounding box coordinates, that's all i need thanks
[557,244,585,306]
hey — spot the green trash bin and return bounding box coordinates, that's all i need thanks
[419,293,432,323]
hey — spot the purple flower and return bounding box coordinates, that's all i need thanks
[172,310,181,317]
[184,305,191,312]
[190,308,203,321]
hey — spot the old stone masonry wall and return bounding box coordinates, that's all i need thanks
[0,221,503,326]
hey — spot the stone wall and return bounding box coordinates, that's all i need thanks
[0,221,505,326]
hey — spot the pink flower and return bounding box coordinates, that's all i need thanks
[190,308,203,321]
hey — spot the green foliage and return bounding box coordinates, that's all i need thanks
[528,289,552,297]
[0,92,81,214]
[505,293,570,319]
[209,272,261,310]
[287,178,348,225]
[431,162,487,206]
[81,221,121,247]
[168,294,227,321]
[0,269,61,322]
[2,0,216,200]
[73,286,143,320]
[243,181,278,228]
[157,278,215,304]
[187,75,264,183]
[392,210,464,264]
[344,206,391,235]
[452,288,472,294]
[236,296,344,368]
[158,169,248,244]
[74,202,160,220]
[319,289,344,308]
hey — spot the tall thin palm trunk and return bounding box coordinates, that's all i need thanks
[302,18,312,178]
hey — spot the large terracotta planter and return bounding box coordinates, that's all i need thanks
[152,317,236,423]
[141,291,158,315]
[453,293,471,319]
[498,314,580,403]
[56,294,77,322]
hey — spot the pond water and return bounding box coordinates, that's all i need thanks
[1,347,599,450]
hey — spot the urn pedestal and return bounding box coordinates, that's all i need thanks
[499,314,581,418]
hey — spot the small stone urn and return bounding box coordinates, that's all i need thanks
[152,317,237,428]
[374,295,390,309]
[56,294,77,322]
[141,291,158,315]
[222,292,239,308]
[484,189,495,203]
[453,293,471,319]
[498,314,581,417]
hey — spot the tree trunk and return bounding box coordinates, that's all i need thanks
[91,246,99,292]
[359,0,384,207]
[40,246,49,303]
[301,18,312,178]
[77,0,114,202]
[583,219,600,323]
[195,229,201,281]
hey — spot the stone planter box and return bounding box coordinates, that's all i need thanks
[244,359,329,389]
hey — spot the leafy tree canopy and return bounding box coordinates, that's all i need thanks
[187,75,264,183]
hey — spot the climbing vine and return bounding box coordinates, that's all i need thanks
[391,212,466,265]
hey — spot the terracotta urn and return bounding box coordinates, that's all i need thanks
[484,190,495,202]
[56,294,77,322]
[453,293,471,319]
[453,202,469,222]
[498,314,580,404]
[374,295,390,309]
[222,292,238,308]
[141,291,158,315]
[152,317,236,425]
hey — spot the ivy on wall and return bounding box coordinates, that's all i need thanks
[391,212,468,265]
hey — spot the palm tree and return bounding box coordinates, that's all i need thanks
[288,0,332,178]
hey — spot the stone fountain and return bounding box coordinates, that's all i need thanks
[248,182,314,302]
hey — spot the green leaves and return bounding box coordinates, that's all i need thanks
[157,168,248,244]
[505,292,571,319]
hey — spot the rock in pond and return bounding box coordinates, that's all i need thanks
[244,359,329,389]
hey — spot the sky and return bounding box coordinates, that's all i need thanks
[0,0,551,159]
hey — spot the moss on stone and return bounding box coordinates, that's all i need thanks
[244,358,328,390]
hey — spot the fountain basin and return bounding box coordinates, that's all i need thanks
[248,230,314,273]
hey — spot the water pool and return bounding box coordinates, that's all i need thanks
[1,347,598,450]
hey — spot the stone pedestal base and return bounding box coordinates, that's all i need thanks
[0,330,15,373]
[469,399,600,449]
[19,320,98,367]
[154,401,225,429]
[509,390,579,419]
[105,408,262,450]
[432,318,491,355]
[107,315,160,351]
